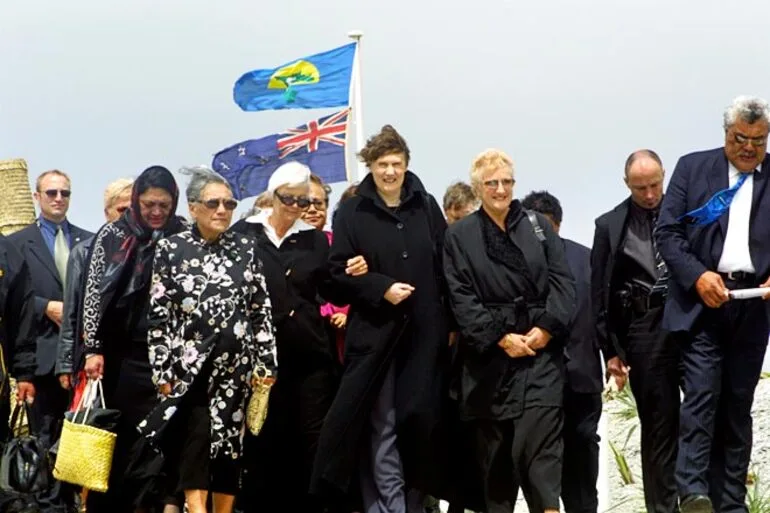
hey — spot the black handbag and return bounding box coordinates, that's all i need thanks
[0,403,51,495]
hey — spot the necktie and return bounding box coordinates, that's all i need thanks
[54,226,69,286]
[649,210,669,297]
[678,172,749,226]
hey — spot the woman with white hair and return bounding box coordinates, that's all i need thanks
[232,161,366,513]
[136,165,277,513]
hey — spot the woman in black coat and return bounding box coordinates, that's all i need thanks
[80,166,188,512]
[232,162,365,513]
[443,149,576,513]
[310,125,452,513]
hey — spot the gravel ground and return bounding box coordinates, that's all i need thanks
[603,377,770,513]
[486,377,770,513]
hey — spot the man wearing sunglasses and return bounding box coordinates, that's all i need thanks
[8,169,92,449]
[656,96,770,513]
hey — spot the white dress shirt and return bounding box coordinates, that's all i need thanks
[717,162,759,273]
[245,208,315,248]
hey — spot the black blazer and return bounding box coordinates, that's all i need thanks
[590,198,630,362]
[655,148,770,332]
[8,221,92,376]
[0,235,36,383]
[563,238,603,394]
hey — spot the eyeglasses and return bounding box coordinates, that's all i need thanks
[198,198,238,211]
[482,178,515,190]
[43,189,71,199]
[140,200,172,211]
[275,192,311,209]
[115,206,128,214]
[734,133,767,147]
[306,198,327,209]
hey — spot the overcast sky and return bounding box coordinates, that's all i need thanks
[2,0,770,246]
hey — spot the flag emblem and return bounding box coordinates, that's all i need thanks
[212,109,350,199]
[277,109,348,158]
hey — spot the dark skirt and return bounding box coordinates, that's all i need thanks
[170,367,240,496]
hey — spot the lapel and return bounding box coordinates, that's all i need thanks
[707,152,730,236]
[27,224,62,286]
[750,154,770,224]
[608,199,629,259]
[69,225,88,247]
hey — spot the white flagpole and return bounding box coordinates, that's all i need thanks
[347,30,366,182]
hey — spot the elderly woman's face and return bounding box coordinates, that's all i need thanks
[301,182,328,230]
[273,184,311,222]
[191,183,236,238]
[138,187,173,229]
[478,166,515,215]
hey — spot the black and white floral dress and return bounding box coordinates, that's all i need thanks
[137,228,277,461]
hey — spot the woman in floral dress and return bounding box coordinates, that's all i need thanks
[138,166,277,513]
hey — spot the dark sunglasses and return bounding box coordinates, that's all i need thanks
[275,192,311,209]
[43,189,71,199]
[198,198,238,211]
[307,198,327,209]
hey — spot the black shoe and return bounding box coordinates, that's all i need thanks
[680,494,713,513]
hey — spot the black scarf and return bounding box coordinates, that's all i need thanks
[95,166,187,314]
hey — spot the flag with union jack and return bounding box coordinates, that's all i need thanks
[212,109,350,199]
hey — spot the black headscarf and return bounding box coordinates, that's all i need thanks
[81,166,188,352]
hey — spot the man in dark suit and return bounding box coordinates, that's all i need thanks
[0,234,37,440]
[655,96,770,513]
[523,191,603,513]
[591,150,681,513]
[9,169,92,448]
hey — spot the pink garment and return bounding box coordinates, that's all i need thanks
[321,230,349,362]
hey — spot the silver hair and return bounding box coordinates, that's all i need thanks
[179,165,232,203]
[723,96,770,130]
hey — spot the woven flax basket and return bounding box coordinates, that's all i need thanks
[53,380,117,493]
[0,159,36,236]
[53,418,117,492]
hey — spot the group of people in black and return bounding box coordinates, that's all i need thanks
[0,94,769,513]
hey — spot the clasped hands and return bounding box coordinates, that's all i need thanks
[497,327,552,358]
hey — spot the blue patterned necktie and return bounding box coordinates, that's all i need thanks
[678,172,749,226]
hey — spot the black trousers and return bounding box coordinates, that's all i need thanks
[239,364,338,513]
[471,407,563,513]
[625,304,681,513]
[561,389,602,513]
[677,294,769,512]
[30,372,69,450]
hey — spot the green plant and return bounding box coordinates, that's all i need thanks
[613,385,639,421]
[609,440,634,485]
[747,471,770,513]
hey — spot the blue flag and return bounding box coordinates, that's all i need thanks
[213,109,350,199]
[233,43,355,111]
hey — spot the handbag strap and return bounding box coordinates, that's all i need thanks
[72,378,107,425]
[8,402,32,439]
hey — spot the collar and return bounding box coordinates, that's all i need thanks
[244,208,315,232]
[728,160,762,176]
[38,216,69,232]
[245,208,315,248]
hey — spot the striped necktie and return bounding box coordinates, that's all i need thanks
[54,225,69,286]
[650,210,668,297]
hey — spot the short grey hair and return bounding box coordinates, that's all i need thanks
[179,165,232,203]
[723,96,770,130]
